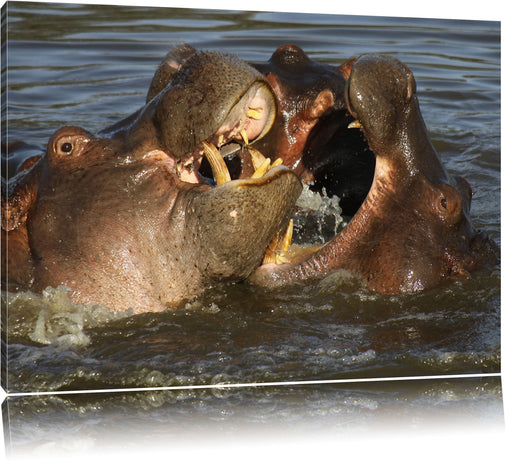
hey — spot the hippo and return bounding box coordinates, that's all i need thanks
[249,54,499,293]
[2,48,499,313]
[1,50,302,313]
[251,45,374,216]
[7,44,370,215]
[146,44,375,216]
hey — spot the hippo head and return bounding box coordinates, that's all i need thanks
[250,45,344,168]
[250,54,499,294]
[250,45,374,215]
[163,44,372,216]
[343,55,499,291]
[2,50,302,312]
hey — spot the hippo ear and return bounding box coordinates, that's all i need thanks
[406,72,417,101]
[146,44,197,102]
[308,90,335,119]
[1,162,41,232]
[17,154,41,173]
[337,57,357,81]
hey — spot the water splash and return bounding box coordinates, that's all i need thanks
[293,186,345,245]
[3,286,130,347]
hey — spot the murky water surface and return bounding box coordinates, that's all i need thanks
[1,0,500,413]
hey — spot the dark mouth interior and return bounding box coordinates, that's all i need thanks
[198,109,374,217]
[198,142,243,183]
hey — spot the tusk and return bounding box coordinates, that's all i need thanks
[251,157,271,179]
[248,147,283,177]
[262,233,280,265]
[280,219,293,254]
[270,158,283,169]
[202,140,231,185]
[348,119,363,129]
[262,219,294,265]
[240,128,249,146]
[248,146,267,171]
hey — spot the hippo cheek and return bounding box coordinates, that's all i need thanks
[420,178,499,281]
[186,165,302,280]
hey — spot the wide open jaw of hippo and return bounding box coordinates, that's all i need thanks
[249,54,499,294]
[1,50,302,313]
[145,44,374,217]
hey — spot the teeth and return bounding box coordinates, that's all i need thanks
[248,146,267,170]
[281,218,293,253]
[201,139,283,185]
[201,141,231,185]
[248,146,283,178]
[251,158,271,179]
[270,158,283,169]
[262,235,280,265]
[251,157,283,178]
[262,219,294,265]
[240,128,249,145]
[246,108,262,120]
[348,119,363,129]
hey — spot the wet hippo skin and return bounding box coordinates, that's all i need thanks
[147,44,375,216]
[2,49,499,313]
[2,50,302,313]
[249,54,499,293]
[251,45,374,216]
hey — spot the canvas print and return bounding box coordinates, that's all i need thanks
[0,0,504,458]
[0,0,501,398]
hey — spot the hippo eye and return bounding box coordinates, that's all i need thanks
[440,198,447,209]
[51,129,91,160]
[60,142,73,154]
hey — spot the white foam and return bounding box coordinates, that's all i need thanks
[293,185,345,244]
[3,285,130,347]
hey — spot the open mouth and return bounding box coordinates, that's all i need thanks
[183,64,371,271]
[199,136,296,268]
[176,81,298,268]
[175,79,277,182]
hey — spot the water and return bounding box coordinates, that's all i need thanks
[0,1,502,456]
[2,377,504,459]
